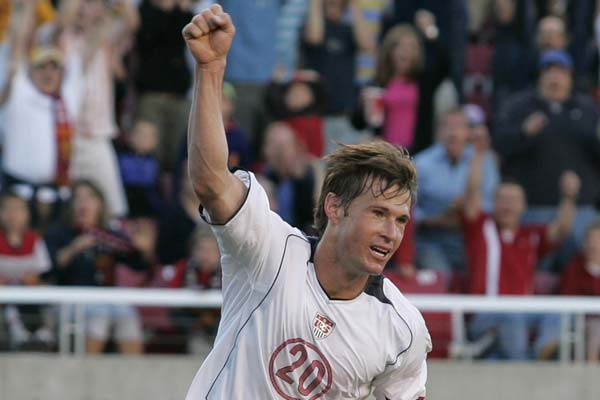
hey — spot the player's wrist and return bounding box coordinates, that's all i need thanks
[196,58,227,73]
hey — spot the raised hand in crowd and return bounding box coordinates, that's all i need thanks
[55,234,97,268]
[559,170,581,201]
[522,111,548,137]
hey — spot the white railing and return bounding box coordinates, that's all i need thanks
[0,287,596,361]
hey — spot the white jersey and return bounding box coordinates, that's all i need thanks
[186,171,431,400]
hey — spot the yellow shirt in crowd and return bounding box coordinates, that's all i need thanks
[0,0,56,43]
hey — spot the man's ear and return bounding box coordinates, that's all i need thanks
[323,192,343,224]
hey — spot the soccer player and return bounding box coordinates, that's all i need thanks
[182,4,431,399]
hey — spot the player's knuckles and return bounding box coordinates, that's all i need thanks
[221,13,233,26]
[183,24,202,39]
[193,13,210,30]
[182,23,194,34]
[200,9,214,21]
[195,18,210,33]
[221,13,235,33]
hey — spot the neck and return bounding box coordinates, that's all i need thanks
[291,158,309,179]
[313,239,369,300]
[496,219,518,232]
[5,230,24,246]
[539,88,569,103]
[445,148,463,163]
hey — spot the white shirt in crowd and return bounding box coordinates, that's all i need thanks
[1,56,81,184]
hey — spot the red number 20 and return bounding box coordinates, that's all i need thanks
[275,343,327,396]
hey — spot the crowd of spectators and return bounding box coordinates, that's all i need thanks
[0,0,599,360]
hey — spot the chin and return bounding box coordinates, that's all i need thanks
[362,261,386,276]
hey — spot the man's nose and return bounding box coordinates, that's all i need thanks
[382,219,400,241]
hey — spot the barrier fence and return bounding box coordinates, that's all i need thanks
[0,287,597,361]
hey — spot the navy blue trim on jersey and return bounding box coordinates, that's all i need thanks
[387,305,414,365]
[198,168,251,226]
[205,233,309,399]
[364,275,414,366]
[307,237,414,365]
[364,275,392,305]
[307,236,319,263]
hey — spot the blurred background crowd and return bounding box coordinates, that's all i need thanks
[0,0,600,362]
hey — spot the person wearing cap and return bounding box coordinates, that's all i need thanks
[413,106,499,277]
[0,1,82,229]
[493,49,600,263]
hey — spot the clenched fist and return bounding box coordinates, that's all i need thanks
[182,4,235,69]
[559,170,581,200]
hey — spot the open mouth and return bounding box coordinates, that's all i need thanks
[370,245,390,258]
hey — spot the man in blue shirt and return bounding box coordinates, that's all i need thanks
[414,106,499,277]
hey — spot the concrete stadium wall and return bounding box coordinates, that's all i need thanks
[1,355,600,400]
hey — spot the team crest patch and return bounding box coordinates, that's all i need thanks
[312,312,335,340]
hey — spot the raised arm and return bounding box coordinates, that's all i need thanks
[493,95,546,159]
[0,0,35,104]
[348,0,374,52]
[546,170,580,243]
[114,0,141,33]
[304,0,324,45]
[463,127,491,221]
[182,4,246,223]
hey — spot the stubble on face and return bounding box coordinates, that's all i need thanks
[333,180,411,278]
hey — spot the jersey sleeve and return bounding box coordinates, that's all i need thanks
[372,311,432,400]
[200,170,278,283]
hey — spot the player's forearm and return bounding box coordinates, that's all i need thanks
[188,63,230,200]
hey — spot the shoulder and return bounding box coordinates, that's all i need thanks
[382,277,427,328]
[572,93,599,113]
[365,275,428,342]
[414,145,443,167]
[379,277,431,363]
[521,223,548,236]
[509,90,536,105]
[7,66,36,102]
[44,223,73,239]
[199,169,258,226]
[565,254,586,273]
[24,230,42,244]
[462,211,491,232]
[497,90,536,114]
